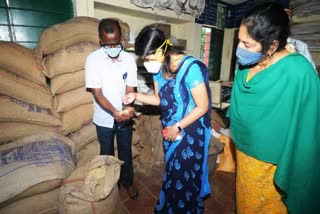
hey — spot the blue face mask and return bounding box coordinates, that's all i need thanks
[103,46,122,58]
[236,47,263,66]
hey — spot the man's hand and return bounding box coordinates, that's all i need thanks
[114,106,135,122]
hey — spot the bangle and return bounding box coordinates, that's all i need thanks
[176,122,182,131]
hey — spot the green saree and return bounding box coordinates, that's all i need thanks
[228,53,320,213]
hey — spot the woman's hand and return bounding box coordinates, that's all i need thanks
[162,125,181,141]
[122,93,136,105]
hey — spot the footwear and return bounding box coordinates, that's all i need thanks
[127,184,139,200]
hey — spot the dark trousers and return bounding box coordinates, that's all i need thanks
[95,121,134,188]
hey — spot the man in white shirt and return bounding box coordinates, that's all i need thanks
[85,18,138,199]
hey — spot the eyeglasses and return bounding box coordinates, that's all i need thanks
[101,43,122,49]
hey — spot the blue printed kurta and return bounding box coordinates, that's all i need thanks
[153,56,211,214]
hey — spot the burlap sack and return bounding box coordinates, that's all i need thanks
[0,96,61,127]
[43,42,99,78]
[0,68,52,109]
[53,87,93,113]
[77,140,100,168]
[112,18,130,48]
[0,187,60,214]
[68,123,97,151]
[61,103,93,135]
[35,16,100,60]
[0,41,46,85]
[132,114,164,175]
[50,69,85,95]
[217,135,236,173]
[59,155,123,214]
[0,122,62,144]
[0,133,76,204]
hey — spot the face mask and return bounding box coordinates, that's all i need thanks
[103,46,122,58]
[143,61,163,74]
[236,47,263,66]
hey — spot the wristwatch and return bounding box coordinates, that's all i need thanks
[176,122,182,132]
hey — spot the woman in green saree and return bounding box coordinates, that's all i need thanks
[228,3,320,214]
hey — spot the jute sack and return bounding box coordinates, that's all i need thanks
[68,122,97,151]
[113,18,130,48]
[0,187,60,214]
[50,69,85,95]
[0,132,76,204]
[217,135,236,173]
[0,68,52,109]
[61,103,93,135]
[0,41,46,85]
[132,114,164,175]
[34,16,99,60]
[207,137,224,175]
[77,140,100,167]
[0,122,62,144]
[0,96,61,127]
[43,42,99,78]
[53,87,93,113]
[59,155,123,214]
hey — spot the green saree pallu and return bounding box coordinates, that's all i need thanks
[228,53,320,214]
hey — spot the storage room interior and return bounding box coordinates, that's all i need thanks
[0,0,319,213]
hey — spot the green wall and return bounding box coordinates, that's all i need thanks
[0,0,73,48]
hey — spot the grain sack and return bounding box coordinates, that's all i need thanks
[35,16,100,60]
[0,122,62,144]
[0,133,76,204]
[0,68,52,109]
[59,155,123,214]
[50,69,85,95]
[61,103,93,135]
[207,137,224,175]
[77,140,100,167]
[217,135,236,173]
[0,41,46,85]
[53,87,93,113]
[0,96,61,127]
[113,18,131,48]
[43,42,99,78]
[133,114,164,175]
[68,123,97,151]
[0,187,60,214]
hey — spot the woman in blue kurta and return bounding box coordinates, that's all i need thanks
[123,26,211,213]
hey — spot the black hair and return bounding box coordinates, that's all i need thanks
[241,2,290,54]
[135,25,184,74]
[98,18,122,38]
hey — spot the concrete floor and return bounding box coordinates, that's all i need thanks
[119,164,236,214]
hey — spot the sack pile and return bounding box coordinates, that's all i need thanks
[0,16,133,213]
[35,17,101,135]
[0,41,61,143]
[0,133,76,213]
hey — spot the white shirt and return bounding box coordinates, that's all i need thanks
[85,48,138,128]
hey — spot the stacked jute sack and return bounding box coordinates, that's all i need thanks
[0,41,61,143]
[34,16,101,136]
[0,16,132,214]
[33,16,131,136]
[0,133,76,213]
[0,132,123,214]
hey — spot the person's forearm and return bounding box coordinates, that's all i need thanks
[177,105,209,129]
[94,92,118,114]
[135,93,160,106]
